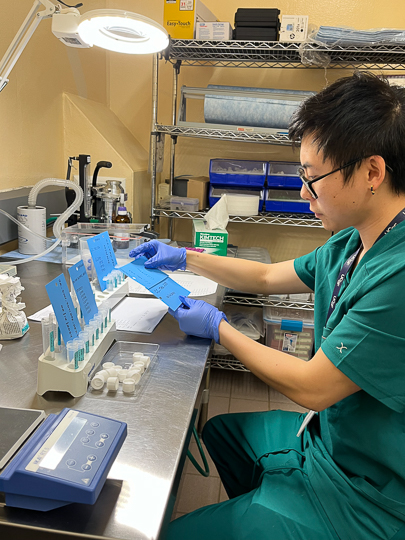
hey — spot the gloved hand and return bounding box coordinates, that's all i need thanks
[169,297,228,343]
[129,240,187,271]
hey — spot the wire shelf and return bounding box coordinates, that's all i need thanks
[223,296,315,310]
[152,207,323,228]
[155,124,291,145]
[165,40,405,70]
[209,355,250,371]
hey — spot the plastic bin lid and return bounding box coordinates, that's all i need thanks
[263,306,314,327]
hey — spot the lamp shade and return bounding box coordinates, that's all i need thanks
[78,9,169,54]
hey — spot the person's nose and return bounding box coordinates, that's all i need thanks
[300,183,314,201]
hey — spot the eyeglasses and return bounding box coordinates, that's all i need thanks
[297,158,393,200]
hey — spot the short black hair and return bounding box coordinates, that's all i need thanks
[289,71,405,194]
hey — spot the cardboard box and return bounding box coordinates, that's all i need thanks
[196,22,233,40]
[193,219,228,256]
[279,15,308,42]
[164,0,217,39]
[187,176,209,210]
[173,176,209,210]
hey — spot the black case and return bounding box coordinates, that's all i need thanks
[233,28,279,41]
[234,8,280,23]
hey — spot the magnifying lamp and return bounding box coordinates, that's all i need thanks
[0,0,169,92]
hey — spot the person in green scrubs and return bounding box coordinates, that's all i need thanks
[131,72,405,540]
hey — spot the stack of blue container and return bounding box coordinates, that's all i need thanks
[265,161,311,214]
[208,159,266,212]
[208,159,312,214]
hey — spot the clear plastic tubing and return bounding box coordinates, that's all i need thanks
[0,178,83,266]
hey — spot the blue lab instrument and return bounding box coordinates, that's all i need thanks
[0,407,127,511]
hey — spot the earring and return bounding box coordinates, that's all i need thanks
[371,186,375,195]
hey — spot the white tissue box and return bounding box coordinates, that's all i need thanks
[193,219,228,256]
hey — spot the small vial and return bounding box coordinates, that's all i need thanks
[67,341,76,367]
[41,317,53,360]
[126,371,141,384]
[79,330,90,355]
[100,307,108,330]
[49,314,59,354]
[107,274,113,292]
[89,319,97,345]
[132,352,144,361]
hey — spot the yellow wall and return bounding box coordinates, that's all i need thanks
[0,0,108,187]
[2,1,405,256]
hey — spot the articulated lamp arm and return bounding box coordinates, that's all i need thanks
[0,0,57,92]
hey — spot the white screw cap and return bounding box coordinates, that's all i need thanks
[106,376,119,391]
[122,379,136,394]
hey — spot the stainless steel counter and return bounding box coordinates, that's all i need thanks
[0,261,222,540]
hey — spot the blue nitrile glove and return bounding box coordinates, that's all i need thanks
[168,297,228,343]
[129,240,187,271]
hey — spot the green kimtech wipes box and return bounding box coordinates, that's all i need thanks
[193,219,228,256]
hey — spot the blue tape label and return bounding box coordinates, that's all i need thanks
[87,232,117,291]
[120,257,167,289]
[120,257,190,310]
[45,274,81,345]
[149,278,189,311]
[68,260,98,325]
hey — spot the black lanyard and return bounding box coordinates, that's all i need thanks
[326,208,405,323]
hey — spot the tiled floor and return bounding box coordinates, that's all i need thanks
[171,368,308,520]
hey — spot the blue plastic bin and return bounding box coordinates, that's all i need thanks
[209,159,267,188]
[267,161,302,189]
[265,189,312,214]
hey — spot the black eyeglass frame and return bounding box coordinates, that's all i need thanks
[297,157,393,199]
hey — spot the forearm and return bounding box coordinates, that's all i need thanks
[186,250,270,294]
[218,321,359,411]
[218,321,314,408]
[186,251,310,295]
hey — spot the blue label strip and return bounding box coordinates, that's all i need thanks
[120,257,189,311]
[45,274,81,345]
[87,232,117,291]
[68,260,98,325]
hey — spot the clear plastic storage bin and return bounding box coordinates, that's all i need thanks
[265,189,312,214]
[161,196,199,212]
[264,306,314,361]
[210,159,268,188]
[61,223,148,268]
[267,161,302,189]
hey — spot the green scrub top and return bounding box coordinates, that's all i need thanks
[294,222,405,540]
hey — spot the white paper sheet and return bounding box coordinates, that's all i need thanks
[28,304,54,321]
[112,297,168,333]
[127,273,217,297]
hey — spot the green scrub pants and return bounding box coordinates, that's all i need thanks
[165,410,339,540]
